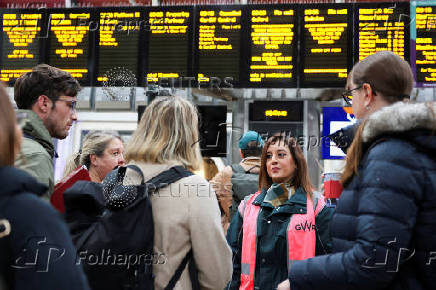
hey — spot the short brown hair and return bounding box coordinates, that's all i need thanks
[0,84,17,166]
[14,64,81,109]
[350,51,413,103]
[258,134,314,195]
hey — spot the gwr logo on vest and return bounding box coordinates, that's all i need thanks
[295,221,316,231]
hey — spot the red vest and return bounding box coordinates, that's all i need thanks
[238,191,325,290]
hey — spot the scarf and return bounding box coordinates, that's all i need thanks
[264,183,295,207]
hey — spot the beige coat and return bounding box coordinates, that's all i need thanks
[126,161,232,290]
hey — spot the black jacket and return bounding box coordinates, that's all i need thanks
[288,102,436,290]
[0,166,90,290]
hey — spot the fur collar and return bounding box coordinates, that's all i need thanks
[362,102,436,143]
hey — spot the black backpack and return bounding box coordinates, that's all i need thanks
[64,165,196,290]
[229,164,259,221]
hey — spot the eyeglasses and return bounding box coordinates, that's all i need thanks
[55,98,77,112]
[341,85,362,106]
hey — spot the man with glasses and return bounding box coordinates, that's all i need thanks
[14,64,80,199]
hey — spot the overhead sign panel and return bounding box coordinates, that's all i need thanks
[0,11,42,83]
[146,7,192,85]
[248,5,297,87]
[195,6,242,86]
[48,9,91,84]
[301,5,352,87]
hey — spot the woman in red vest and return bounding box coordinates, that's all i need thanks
[226,134,334,290]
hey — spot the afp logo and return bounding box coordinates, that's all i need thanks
[295,221,316,232]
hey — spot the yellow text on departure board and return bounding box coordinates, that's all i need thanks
[198,10,241,50]
[250,9,295,82]
[304,68,347,78]
[147,72,180,82]
[50,13,90,58]
[61,68,88,78]
[149,11,190,34]
[0,69,31,82]
[415,7,436,82]
[358,8,404,60]
[265,110,288,117]
[100,12,141,46]
[2,13,41,59]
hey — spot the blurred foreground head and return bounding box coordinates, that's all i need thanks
[0,85,21,166]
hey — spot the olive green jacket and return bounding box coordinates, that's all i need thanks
[15,110,55,199]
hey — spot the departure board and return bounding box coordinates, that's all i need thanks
[195,6,242,85]
[356,3,409,62]
[0,11,42,83]
[302,6,351,87]
[412,3,436,85]
[97,10,141,86]
[48,10,91,83]
[248,6,297,87]
[146,7,192,84]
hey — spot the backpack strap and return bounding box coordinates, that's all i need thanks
[231,163,259,174]
[154,166,198,290]
[231,164,245,174]
[145,166,193,191]
[164,249,193,290]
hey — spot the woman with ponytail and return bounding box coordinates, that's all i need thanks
[278,51,436,290]
[63,131,125,183]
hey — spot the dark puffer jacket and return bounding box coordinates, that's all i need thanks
[0,166,90,290]
[288,102,436,290]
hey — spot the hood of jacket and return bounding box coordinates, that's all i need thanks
[361,102,436,153]
[19,110,54,157]
[0,166,47,198]
[240,156,261,174]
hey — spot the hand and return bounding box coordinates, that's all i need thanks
[277,279,291,290]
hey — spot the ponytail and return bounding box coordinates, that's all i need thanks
[63,151,82,178]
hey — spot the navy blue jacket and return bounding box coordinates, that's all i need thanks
[0,166,90,290]
[288,102,436,290]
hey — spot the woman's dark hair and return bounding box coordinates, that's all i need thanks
[258,134,313,196]
[350,51,413,103]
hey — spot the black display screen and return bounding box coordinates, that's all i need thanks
[248,5,297,87]
[249,100,303,122]
[48,9,91,84]
[195,6,242,86]
[198,105,227,157]
[0,10,42,83]
[146,7,192,85]
[97,9,142,87]
[414,5,436,84]
[356,2,409,62]
[301,5,352,87]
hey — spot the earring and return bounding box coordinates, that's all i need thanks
[365,105,370,110]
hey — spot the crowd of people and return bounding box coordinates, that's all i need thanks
[0,50,435,290]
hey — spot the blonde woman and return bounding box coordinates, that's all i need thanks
[63,131,125,183]
[124,96,232,290]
